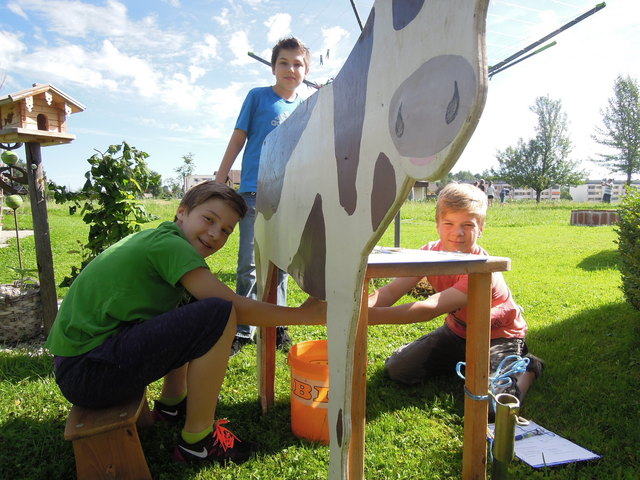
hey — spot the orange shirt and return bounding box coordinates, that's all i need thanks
[422,241,528,339]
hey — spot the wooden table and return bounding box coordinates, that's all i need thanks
[259,248,511,480]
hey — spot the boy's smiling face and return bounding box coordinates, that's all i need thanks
[272,48,308,97]
[175,198,240,258]
[436,209,483,253]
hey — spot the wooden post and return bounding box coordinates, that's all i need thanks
[462,272,492,479]
[24,142,58,334]
[348,283,370,480]
[258,262,279,413]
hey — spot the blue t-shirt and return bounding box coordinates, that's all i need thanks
[235,86,302,192]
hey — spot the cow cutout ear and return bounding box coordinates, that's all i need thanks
[392,0,425,30]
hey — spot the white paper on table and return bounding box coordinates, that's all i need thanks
[488,420,601,468]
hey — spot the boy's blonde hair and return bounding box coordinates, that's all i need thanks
[436,182,488,227]
[177,181,247,220]
[271,36,311,69]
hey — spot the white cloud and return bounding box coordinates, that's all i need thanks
[161,0,180,7]
[264,13,291,44]
[10,0,184,50]
[94,40,161,96]
[229,31,253,66]
[188,65,205,82]
[6,2,28,19]
[192,34,219,65]
[0,30,27,62]
[214,8,230,27]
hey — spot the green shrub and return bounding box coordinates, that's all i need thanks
[616,185,640,310]
[48,142,159,286]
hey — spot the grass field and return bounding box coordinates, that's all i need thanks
[0,199,637,479]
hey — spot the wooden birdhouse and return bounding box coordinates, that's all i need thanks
[0,83,85,146]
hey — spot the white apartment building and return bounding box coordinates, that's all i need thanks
[569,179,638,203]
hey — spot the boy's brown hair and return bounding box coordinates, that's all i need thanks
[177,181,247,220]
[436,182,488,227]
[271,36,311,69]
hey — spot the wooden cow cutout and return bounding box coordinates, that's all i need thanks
[255,1,489,478]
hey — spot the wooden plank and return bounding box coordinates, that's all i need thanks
[462,273,491,480]
[367,255,511,278]
[0,127,76,146]
[348,285,370,480]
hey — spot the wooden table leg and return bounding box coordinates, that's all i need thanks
[347,284,370,480]
[462,272,491,479]
[258,264,279,413]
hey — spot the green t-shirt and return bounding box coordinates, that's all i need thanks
[45,221,209,357]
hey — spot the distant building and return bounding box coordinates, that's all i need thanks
[569,179,638,203]
[184,170,241,192]
[510,184,561,201]
[467,181,561,201]
[410,181,439,200]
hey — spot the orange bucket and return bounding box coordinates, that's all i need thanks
[287,339,329,444]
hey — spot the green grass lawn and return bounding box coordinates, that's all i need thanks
[0,199,638,479]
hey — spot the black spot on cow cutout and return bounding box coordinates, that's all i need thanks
[333,7,375,216]
[371,153,396,231]
[392,0,425,30]
[287,193,327,299]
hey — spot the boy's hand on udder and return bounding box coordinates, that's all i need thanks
[298,297,327,325]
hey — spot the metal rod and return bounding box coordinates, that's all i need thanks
[492,393,520,480]
[488,2,606,75]
[13,209,23,269]
[350,0,364,31]
[489,41,557,78]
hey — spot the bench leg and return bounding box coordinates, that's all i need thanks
[72,424,152,480]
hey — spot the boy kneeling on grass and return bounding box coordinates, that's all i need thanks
[45,181,326,464]
[368,182,543,417]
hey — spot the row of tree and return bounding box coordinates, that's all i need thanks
[491,75,639,202]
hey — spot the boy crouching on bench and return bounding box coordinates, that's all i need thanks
[46,181,325,465]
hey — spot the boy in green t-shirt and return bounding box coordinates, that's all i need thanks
[45,181,325,465]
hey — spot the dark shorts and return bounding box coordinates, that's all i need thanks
[54,297,232,408]
[384,324,529,392]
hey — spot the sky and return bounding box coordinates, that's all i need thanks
[1,0,638,190]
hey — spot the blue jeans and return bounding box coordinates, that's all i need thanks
[236,192,288,339]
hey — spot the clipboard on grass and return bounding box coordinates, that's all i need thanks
[489,420,601,468]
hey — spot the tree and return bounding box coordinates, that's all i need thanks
[592,75,640,186]
[162,177,183,198]
[49,142,159,285]
[493,95,586,202]
[174,152,196,192]
[146,170,163,197]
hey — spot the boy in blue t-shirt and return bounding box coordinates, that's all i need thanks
[215,37,311,353]
[46,181,325,465]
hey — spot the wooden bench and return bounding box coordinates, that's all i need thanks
[64,389,154,480]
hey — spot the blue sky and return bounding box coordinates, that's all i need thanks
[1,0,638,190]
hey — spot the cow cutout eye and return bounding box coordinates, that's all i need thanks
[395,103,405,138]
[445,81,460,125]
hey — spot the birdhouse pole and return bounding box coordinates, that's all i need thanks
[24,142,58,333]
[0,83,86,334]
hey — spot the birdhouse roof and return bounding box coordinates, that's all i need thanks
[0,83,86,113]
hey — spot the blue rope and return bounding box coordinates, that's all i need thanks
[456,355,530,403]
[457,355,530,464]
